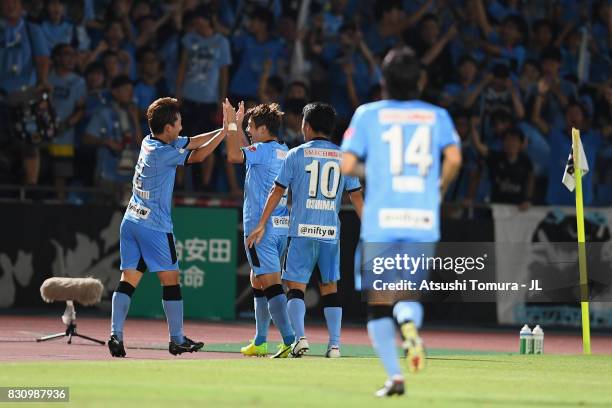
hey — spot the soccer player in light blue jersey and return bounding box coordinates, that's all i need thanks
[247,103,363,359]
[108,97,229,357]
[341,48,462,396]
[226,101,295,358]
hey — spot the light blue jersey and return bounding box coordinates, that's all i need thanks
[276,138,361,242]
[341,100,460,242]
[242,140,289,236]
[123,135,191,233]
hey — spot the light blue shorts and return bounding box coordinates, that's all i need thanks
[282,237,340,284]
[120,218,179,273]
[244,233,288,275]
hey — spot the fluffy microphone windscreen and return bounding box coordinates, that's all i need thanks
[40,277,104,306]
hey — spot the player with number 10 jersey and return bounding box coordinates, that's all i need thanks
[247,103,363,359]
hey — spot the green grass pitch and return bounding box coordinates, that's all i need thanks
[2,348,611,407]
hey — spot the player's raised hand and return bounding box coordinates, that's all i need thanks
[246,224,266,248]
[225,98,237,124]
[236,101,245,126]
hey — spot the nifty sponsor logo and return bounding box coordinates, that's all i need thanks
[378,208,434,230]
[378,109,435,125]
[127,200,151,219]
[298,224,337,239]
[276,149,287,160]
[304,148,341,160]
[271,216,289,228]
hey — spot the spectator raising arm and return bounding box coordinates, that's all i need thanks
[175,49,187,102]
[464,73,493,109]
[470,116,489,157]
[421,24,458,67]
[257,59,273,104]
[343,63,360,112]
[532,79,550,135]
[508,78,525,119]
[474,0,494,37]
[379,0,434,37]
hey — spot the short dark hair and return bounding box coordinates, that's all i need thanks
[136,46,156,63]
[248,103,284,136]
[251,7,274,31]
[303,102,336,136]
[540,46,562,63]
[492,63,510,78]
[284,98,307,115]
[374,0,402,21]
[532,18,552,33]
[110,75,132,89]
[267,75,284,94]
[51,43,72,60]
[503,127,525,143]
[147,97,180,135]
[84,61,106,77]
[382,47,422,100]
[491,109,513,125]
[458,54,477,67]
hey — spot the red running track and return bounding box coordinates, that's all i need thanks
[0,315,610,362]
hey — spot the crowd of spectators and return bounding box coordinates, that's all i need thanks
[0,0,610,208]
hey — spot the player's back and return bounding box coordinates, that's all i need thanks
[124,135,190,233]
[342,100,459,242]
[279,138,360,241]
[243,140,289,236]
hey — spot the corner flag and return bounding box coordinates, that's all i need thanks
[562,132,589,191]
[563,128,591,355]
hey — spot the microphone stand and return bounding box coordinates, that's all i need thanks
[36,301,105,345]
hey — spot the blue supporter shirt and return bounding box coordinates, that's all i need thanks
[123,135,191,232]
[276,138,361,242]
[85,105,135,183]
[134,80,167,134]
[49,71,86,148]
[241,140,289,236]
[0,18,49,93]
[40,20,74,50]
[181,32,231,104]
[341,100,460,242]
[487,31,525,72]
[229,34,285,98]
[323,45,381,120]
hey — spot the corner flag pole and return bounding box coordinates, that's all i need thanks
[572,127,591,355]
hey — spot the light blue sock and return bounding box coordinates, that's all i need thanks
[324,307,342,347]
[367,317,402,379]
[162,300,184,344]
[393,301,424,328]
[287,298,306,339]
[111,292,131,341]
[267,294,295,345]
[254,295,271,346]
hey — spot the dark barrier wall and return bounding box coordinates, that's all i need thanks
[235,210,498,325]
[4,203,607,328]
[0,203,237,320]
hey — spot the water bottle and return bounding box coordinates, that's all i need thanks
[532,325,544,354]
[519,324,533,354]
